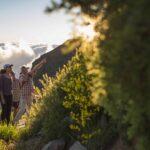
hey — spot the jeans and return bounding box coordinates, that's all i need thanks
[1,103,6,123]
[13,96,32,124]
[1,95,12,125]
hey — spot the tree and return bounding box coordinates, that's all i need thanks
[46,0,150,149]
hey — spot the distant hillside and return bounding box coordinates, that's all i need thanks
[32,42,77,87]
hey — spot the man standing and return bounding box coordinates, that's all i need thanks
[0,69,6,123]
[12,59,46,125]
[0,64,13,125]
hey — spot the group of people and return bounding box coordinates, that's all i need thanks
[0,59,46,125]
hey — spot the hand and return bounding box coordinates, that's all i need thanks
[0,92,5,104]
[1,96,5,104]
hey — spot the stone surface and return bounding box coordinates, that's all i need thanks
[69,141,87,150]
[42,139,66,150]
[110,137,132,150]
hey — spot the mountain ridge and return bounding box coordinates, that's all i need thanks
[32,41,77,87]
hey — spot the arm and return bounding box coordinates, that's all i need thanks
[30,58,46,76]
[19,74,29,87]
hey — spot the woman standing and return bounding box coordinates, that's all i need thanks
[11,72,21,118]
[0,64,13,125]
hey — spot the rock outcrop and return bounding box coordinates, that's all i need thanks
[69,141,87,150]
[42,139,66,150]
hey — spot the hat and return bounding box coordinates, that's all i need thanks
[3,64,13,69]
[21,66,29,69]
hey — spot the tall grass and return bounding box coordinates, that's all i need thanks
[0,124,20,141]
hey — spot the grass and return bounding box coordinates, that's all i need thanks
[0,123,27,150]
[0,124,20,141]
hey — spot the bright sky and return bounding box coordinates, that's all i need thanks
[0,0,72,45]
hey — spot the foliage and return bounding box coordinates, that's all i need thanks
[0,140,8,150]
[16,49,116,150]
[0,124,20,141]
[47,0,150,149]
[45,0,102,17]
[61,50,100,142]
[98,1,150,149]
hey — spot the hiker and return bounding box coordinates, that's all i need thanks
[12,58,46,125]
[11,72,21,118]
[0,64,13,125]
[0,69,6,123]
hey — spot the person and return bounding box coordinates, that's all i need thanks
[11,72,21,118]
[12,59,46,125]
[0,64,13,125]
[0,69,6,123]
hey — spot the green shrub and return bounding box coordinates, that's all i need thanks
[17,50,115,150]
[0,124,20,141]
[61,51,100,142]
[48,0,150,148]
[98,1,150,149]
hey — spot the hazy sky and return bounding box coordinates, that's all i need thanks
[0,0,72,45]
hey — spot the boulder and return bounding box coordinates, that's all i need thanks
[69,141,87,150]
[110,137,132,150]
[42,139,66,150]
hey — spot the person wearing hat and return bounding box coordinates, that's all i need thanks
[0,64,13,125]
[0,69,6,123]
[12,58,46,125]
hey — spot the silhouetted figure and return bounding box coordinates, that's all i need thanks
[0,64,13,125]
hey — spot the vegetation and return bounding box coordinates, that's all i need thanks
[0,124,24,150]
[0,125,20,141]
[46,0,150,149]
[13,49,117,150]
[0,0,149,150]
